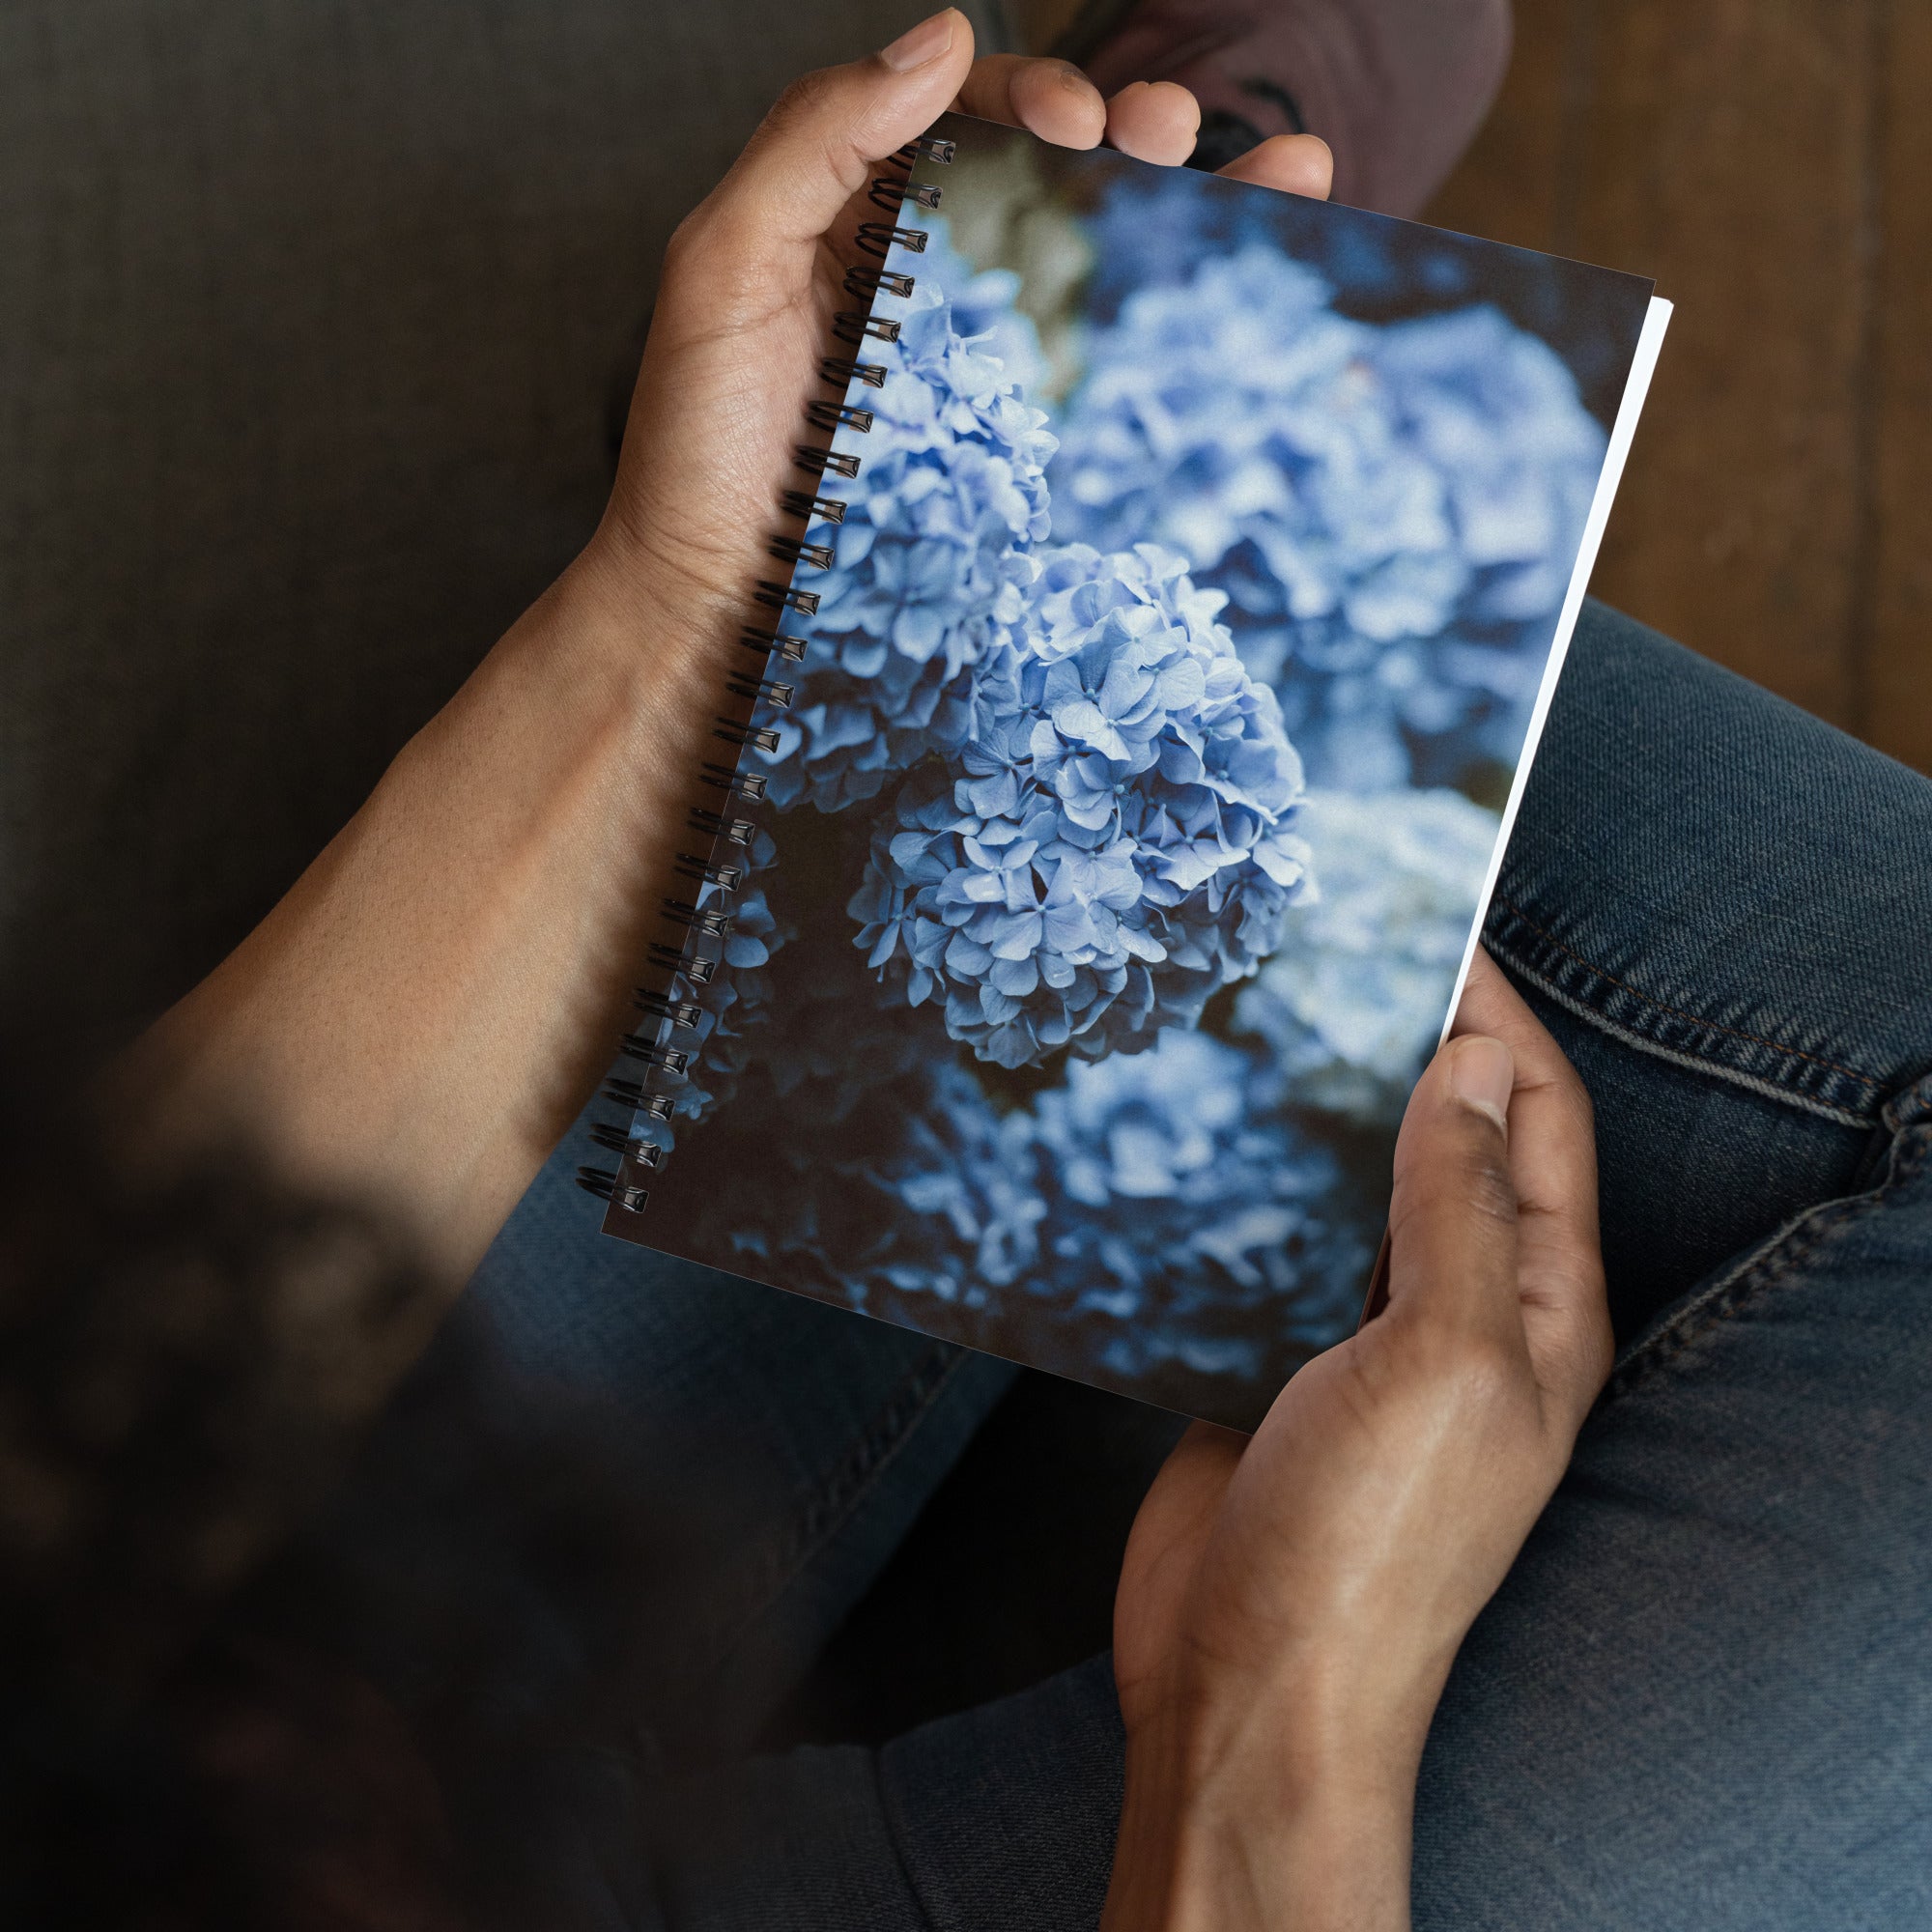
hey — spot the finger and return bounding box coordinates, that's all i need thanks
[1453,952,1610,1418]
[1214,132,1334,200]
[674,10,975,297]
[1452,951,1602,1284]
[1388,1032,1525,1357]
[1104,80,1202,166]
[954,54,1107,149]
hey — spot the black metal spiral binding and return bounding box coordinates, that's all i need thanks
[753,581,819,616]
[713,717,782,753]
[672,852,744,890]
[794,443,863,477]
[869,175,942,213]
[843,266,916,301]
[577,1167,652,1212]
[724,669,796,706]
[634,986,705,1026]
[698,760,766,797]
[586,1124,668,1165]
[805,400,875,434]
[647,941,715,984]
[767,534,835,571]
[739,625,810,663]
[819,355,887,389]
[603,1078,674,1121]
[579,127,955,1216]
[832,311,900,346]
[619,1036,690,1073]
[688,805,755,844]
[661,898,733,937]
[781,489,847,524]
[856,222,929,258]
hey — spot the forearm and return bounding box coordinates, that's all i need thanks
[1102,1681,1424,1932]
[127,538,721,1287]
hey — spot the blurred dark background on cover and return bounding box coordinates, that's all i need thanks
[3,0,1926,1741]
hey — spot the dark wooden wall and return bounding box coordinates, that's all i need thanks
[1427,0,1932,771]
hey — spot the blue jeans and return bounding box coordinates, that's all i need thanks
[336,600,1932,1929]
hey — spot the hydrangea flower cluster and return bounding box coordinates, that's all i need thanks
[698,1057,1044,1313]
[757,280,1055,812]
[1234,788,1498,1122]
[849,543,1311,1067]
[1026,1028,1373,1378]
[1050,246,1606,786]
[841,1061,1048,1299]
[699,1033,1367,1403]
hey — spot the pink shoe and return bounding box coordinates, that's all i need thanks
[1059,0,1513,217]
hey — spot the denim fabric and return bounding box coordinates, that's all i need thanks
[1486,606,1932,1342]
[328,1148,1016,1771]
[337,599,1932,1928]
[1406,1071,1932,1930]
[645,1659,1124,1931]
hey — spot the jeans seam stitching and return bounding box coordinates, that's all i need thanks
[1490,892,1884,1091]
[1492,948,1878,1129]
[703,1346,972,1668]
[790,1347,965,1557]
[1600,1124,1930,1404]
[874,1744,945,1931]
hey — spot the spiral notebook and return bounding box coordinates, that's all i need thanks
[581,112,1670,1432]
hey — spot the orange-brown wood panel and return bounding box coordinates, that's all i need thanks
[1426,0,1573,252]
[1433,0,1881,738]
[1571,0,1873,729]
[1866,0,1932,770]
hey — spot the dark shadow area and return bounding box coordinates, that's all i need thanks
[766,1368,1185,1749]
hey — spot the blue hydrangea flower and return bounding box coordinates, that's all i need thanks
[849,543,1312,1067]
[704,1059,1047,1310]
[1370,304,1606,624]
[692,1032,1369,1398]
[1050,246,1606,787]
[1026,1028,1374,1378]
[850,1061,1048,1297]
[757,278,1056,811]
[909,213,1050,402]
[1234,787,1499,1122]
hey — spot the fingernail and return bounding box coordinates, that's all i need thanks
[1448,1036,1514,1137]
[880,9,955,71]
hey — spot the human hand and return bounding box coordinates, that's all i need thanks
[577,5,1332,679]
[1103,949,1612,1932]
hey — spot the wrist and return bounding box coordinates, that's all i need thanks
[1103,1675,1426,1932]
[502,527,727,743]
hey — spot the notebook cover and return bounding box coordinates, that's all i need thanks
[598,110,1669,1432]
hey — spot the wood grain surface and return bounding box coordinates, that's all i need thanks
[1429,0,1928,768]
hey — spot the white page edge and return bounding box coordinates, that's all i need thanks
[1432,294,1675,1055]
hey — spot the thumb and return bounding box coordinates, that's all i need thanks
[1386,1034,1525,1355]
[676,10,974,298]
